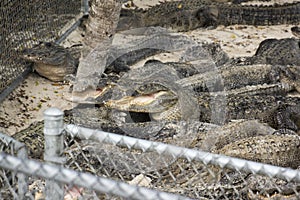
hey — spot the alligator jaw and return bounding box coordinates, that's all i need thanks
[63,84,116,104]
[20,54,42,63]
[64,87,109,104]
[104,91,178,113]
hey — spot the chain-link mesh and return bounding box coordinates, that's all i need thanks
[0,132,28,199]
[64,125,300,199]
[1,123,300,199]
[0,151,191,199]
[0,0,82,100]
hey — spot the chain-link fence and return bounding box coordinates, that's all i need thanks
[0,0,85,102]
[64,124,300,199]
[0,133,28,199]
[0,107,299,199]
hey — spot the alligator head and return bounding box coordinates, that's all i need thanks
[105,89,178,113]
[20,42,77,82]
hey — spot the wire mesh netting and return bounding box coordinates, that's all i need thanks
[0,0,82,97]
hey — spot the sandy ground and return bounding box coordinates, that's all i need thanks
[0,74,75,135]
[0,29,83,136]
[0,0,298,136]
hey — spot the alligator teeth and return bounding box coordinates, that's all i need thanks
[105,91,177,113]
[63,88,104,104]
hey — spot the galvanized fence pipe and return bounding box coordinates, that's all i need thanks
[0,133,28,199]
[0,152,192,200]
[81,0,89,16]
[43,108,66,200]
[65,124,300,183]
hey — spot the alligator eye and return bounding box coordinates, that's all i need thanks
[45,42,52,47]
[139,86,145,91]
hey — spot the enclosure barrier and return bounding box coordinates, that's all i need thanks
[0,107,299,199]
[65,124,300,184]
[0,152,192,200]
[0,133,28,199]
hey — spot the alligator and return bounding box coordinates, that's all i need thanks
[231,38,300,66]
[67,36,300,105]
[117,1,300,31]
[19,37,300,134]
[215,134,300,168]
[66,35,230,100]
[12,116,300,199]
[104,80,300,131]
[61,37,300,134]
[19,41,168,82]
[66,130,300,199]
[174,62,300,93]
[15,43,300,195]
[20,42,78,82]
[11,105,300,169]
[99,57,299,114]
[72,36,299,130]
[159,162,300,199]
[10,92,300,169]
[291,26,300,38]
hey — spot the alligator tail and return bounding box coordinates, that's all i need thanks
[219,2,300,26]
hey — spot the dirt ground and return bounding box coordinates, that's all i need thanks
[0,0,298,136]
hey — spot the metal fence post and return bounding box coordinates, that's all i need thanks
[43,108,65,200]
[16,144,29,199]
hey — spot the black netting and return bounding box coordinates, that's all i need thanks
[0,0,82,96]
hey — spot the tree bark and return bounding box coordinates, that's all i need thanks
[84,0,122,49]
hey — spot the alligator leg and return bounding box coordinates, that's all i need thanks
[274,103,300,135]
